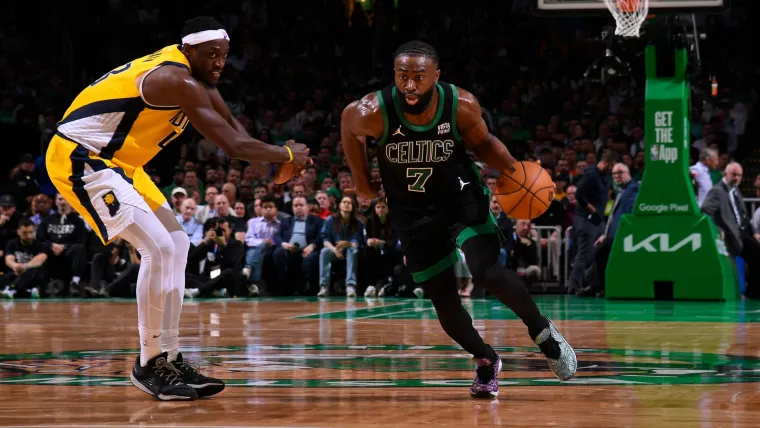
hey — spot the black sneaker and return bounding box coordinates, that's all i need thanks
[130,352,198,401]
[174,352,225,397]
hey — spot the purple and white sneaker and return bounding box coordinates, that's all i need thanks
[469,355,502,399]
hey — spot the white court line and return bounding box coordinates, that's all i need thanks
[288,301,412,319]
[351,306,435,320]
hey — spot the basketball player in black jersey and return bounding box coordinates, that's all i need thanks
[341,41,577,398]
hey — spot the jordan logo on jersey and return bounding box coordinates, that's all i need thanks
[458,177,470,190]
[437,122,451,135]
[393,125,405,137]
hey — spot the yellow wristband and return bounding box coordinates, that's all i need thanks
[284,146,294,163]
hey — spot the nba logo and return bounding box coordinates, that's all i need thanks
[650,144,659,161]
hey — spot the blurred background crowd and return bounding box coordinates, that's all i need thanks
[0,0,757,300]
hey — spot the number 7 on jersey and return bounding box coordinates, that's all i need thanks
[407,167,433,192]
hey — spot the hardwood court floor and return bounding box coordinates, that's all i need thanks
[2,296,760,427]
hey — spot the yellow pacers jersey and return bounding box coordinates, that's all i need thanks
[56,45,192,172]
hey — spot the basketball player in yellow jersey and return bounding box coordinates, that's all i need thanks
[46,16,310,401]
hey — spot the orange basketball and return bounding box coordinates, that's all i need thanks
[494,161,555,220]
[273,162,302,185]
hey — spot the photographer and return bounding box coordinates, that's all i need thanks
[184,217,247,298]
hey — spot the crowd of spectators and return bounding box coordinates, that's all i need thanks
[0,0,757,299]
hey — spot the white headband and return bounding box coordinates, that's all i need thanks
[182,29,230,46]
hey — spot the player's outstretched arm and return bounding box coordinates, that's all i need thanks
[341,95,384,199]
[143,66,309,167]
[456,88,519,174]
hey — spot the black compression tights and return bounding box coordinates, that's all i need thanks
[421,233,549,359]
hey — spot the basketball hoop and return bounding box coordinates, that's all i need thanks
[603,0,649,38]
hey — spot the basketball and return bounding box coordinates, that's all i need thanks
[494,161,555,220]
[273,162,302,185]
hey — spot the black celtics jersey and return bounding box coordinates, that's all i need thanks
[376,82,487,230]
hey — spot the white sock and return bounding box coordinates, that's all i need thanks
[139,327,163,367]
[72,276,80,284]
[163,230,189,361]
[119,208,176,368]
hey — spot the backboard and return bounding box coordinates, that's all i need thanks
[533,0,730,16]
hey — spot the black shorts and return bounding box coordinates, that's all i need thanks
[394,189,496,283]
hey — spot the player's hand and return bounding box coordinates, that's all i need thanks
[285,140,311,168]
[345,180,382,200]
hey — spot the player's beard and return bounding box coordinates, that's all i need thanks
[396,86,435,115]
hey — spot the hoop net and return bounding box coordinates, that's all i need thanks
[603,0,649,38]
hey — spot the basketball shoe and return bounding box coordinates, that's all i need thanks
[470,355,502,399]
[173,352,226,397]
[130,352,197,401]
[534,318,577,380]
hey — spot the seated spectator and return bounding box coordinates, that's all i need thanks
[356,195,373,220]
[362,199,399,297]
[171,187,187,215]
[97,240,142,298]
[271,196,323,295]
[234,201,249,221]
[284,183,307,215]
[1,218,47,299]
[215,194,246,240]
[29,193,55,227]
[315,190,331,219]
[36,194,87,296]
[243,195,281,293]
[8,154,40,213]
[509,220,542,285]
[0,194,21,253]
[308,198,321,217]
[195,186,219,224]
[176,198,203,247]
[84,240,131,297]
[185,217,246,298]
[318,196,363,297]
[553,172,570,201]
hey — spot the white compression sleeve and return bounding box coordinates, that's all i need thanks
[119,207,177,367]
